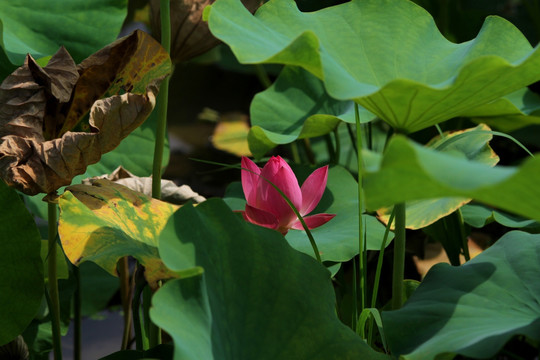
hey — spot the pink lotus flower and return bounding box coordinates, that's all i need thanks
[240,156,336,235]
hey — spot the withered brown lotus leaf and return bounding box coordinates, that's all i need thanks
[150,0,262,63]
[0,90,156,195]
[0,30,171,196]
[0,48,78,141]
[61,30,170,136]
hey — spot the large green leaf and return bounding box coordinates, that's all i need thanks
[57,180,180,287]
[205,0,540,133]
[383,231,540,359]
[0,0,126,66]
[152,199,390,360]
[377,124,498,229]
[249,66,374,157]
[363,135,540,223]
[224,165,393,262]
[0,180,43,346]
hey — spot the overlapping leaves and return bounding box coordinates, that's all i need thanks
[376,124,499,229]
[206,0,540,133]
[249,66,374,157]
[0,30,170,195]
[363,135,540,223]
[152,199,390,360]
[383,231,540,359]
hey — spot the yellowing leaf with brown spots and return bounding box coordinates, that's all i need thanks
[57,179,188,288]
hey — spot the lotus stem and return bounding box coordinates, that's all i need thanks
[73,265,81,360]
[302,138,316,165]
[371,209,396,308]
[354,104,366,312]
[346,123,358,155]
[290,142,301,164]
[47,201,62,360]
[334,125,341,164]
[119,257,132,350]
[324,134,336,164]
[368,208,395,345]
[254,64,272,88]
[147,0,170,347]
[456,209,470,261]
[391,202,406,310]
[132,267,147,350]
[366,122,372,151]
[151,0,172,199]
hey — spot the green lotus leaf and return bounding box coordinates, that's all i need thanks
[206,0,540,133]
[152,199,390,360]
[383,231,540,359]
[463,87,540,132]
[224,165,393,262]
[0,180,43,346]
[377,124,499,229]
[363,135,540,223]
[249,66,374,158]
[0,0,127,78]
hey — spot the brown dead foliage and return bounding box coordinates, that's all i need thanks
[0,30,170,196]
[150,0,262,63]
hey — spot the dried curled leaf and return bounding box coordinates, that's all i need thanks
[150,0,262,63]
[83,166,206,204]
[0,30,171,195]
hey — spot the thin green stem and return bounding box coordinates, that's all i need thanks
[456,209,470,261]
[132,266,147,351]
[435,123,444,137]
[284,195,321,262]
[371,210,396,309]
[368,209,396,346]
[333,125,341,164]
[119,257,132,350]
[254,64,272,88]
[146,0,171,347]
[290,141,301,164]
[73,265,81,360]
[47,202,62,360]
[346,123,358,155]
[324,134,336,164]
[351,259,358,331]
[152,0,172,199]
[391,203,406,310]
[143,286,159,348]
[354,104,365,312]
[301,138,316,165]
[366,122,373,151]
